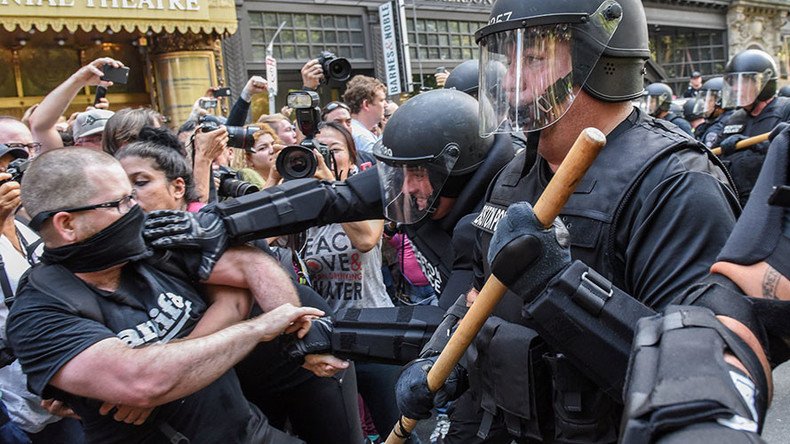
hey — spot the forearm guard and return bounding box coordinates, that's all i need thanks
[214,167,383,243]
[522,260,655,399]
[285,305,446,366]
[420,294,469,357]
[621,305,767,443]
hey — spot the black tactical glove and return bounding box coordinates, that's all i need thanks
[284,316,333,360]
[395,356,468,420]
[488,201,572,303]
[769,122,789,142]
[143,210,229,280]
[719,134,748,155]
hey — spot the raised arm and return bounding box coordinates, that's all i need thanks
[30,57,123,152]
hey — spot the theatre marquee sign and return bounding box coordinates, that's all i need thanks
[0,0,237,33]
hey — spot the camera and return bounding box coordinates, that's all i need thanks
[0,158,30,185]
[317,51,352,84]
[214,166,260,198]
[276,91,335,181]
[199,115,259,152]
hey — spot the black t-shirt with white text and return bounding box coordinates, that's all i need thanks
[7,253,268,443]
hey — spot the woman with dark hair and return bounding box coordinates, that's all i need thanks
[102,108,163,155]
[116,127,202,212]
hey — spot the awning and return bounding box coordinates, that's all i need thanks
[0,0,237,35]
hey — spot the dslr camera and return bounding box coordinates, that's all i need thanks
[199,115,259,152]
[317,51,352,84]
[276,91,335,181]
[214,165,260,198]
[0,158,30,185]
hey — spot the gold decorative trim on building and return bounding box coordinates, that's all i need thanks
[0,0,237,34]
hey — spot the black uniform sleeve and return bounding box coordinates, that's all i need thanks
[6,288,116,396]
[617,157,739,309]
[225,97,251,127]
[438,213,478,310]
[216,167,384,243]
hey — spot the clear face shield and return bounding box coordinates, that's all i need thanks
[638,94,667,116]
[477,0,621,136]
[693,89,721,118]
[722,72,767,109]
[373,141,460,224]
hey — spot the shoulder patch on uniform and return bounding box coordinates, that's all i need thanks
[473,203,507,233]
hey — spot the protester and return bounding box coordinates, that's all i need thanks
[321,101,353,133]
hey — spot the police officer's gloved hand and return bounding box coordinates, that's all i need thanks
[143,210,230,280]
[284,316,333,361]
[488,201,571,304]
[395,355,468,420]
[719,134,748,155]
[769,122,789,142]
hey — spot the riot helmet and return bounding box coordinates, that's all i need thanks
[722,49,778,109]
[475,0,650,136]
[683,98,703,121]
[640,82,674,117]
[445,60,480,96]
[779,85,790,98]
[692,77,724,118]
[373,89,494,224]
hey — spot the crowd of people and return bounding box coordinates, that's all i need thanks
[0,0,789,443]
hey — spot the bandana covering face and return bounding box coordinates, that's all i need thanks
[41,205,152,273]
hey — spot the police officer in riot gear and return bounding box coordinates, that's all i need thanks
[694,76,736,147]
[640,82,694,135]
[715,49,790,206]
[394,0,768,441]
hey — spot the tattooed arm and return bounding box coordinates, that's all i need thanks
[711,261,790,300]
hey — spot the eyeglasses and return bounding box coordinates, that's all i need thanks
[5,142,41,152]
[29,190,137,230]
[321,101,351,118]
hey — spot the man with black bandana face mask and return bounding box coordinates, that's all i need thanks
[6,148,321,444]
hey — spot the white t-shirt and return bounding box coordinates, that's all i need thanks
[0,221,58,433]
[351,118,378,154]
[302,223,393,312]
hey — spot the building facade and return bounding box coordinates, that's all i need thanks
[0,0,238,125]
[227,0,789,114]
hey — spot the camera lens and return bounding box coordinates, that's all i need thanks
[327,58,352,82]
[276,145,317,181]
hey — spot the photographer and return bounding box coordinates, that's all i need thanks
[238,124,281,190]
[29,57,124,152]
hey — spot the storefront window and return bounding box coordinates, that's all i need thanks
[0,49,15,98]
[649,26,727,93]
[406,18,486,62]
[19,46,80,97]
[249,11,368,62]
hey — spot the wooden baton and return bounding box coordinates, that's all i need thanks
[385,127,607,444]
[710,131,770,156]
